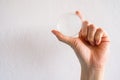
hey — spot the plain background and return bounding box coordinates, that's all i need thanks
[0,0,120,80]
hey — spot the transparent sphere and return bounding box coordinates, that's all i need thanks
[56,13,82,36]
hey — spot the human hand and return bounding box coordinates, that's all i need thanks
[52,11,110,70]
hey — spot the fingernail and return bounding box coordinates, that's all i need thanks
[96,40,99,45]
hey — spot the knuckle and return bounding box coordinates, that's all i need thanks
[97,28,103,32]
[81,32,87,38]
[83,20,88,24]
[81,30,87,37]
[87,37,94,42]
[95,35,100,41]
[72,39,79,48]
[58,35,64,41]
[89,24,95,30]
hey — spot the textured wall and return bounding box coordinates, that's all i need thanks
[0,0,120,80]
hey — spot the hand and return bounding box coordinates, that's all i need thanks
[52,11,110,70]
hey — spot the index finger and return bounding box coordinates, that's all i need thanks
[76,11,84,22]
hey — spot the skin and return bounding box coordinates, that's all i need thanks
[51,11,110,80]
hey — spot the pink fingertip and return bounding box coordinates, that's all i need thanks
[76,11,79,15]
[75,11,83,21]
[51,30,58,35]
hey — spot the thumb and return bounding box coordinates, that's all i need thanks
[51,30,73,46]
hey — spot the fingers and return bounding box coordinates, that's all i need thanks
[80,21,89,39]
[94,28,104,45]
[87,24,96,46]
[80,23,110,46]
[51,30,73,45]
[94,28,110,45]
[76,11,83,22]
[76,11,88,39]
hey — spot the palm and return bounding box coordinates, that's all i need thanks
[73,37,109,68]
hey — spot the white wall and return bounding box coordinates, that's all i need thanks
[0,0,120,80]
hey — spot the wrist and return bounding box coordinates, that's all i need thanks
[81,65,105,80]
